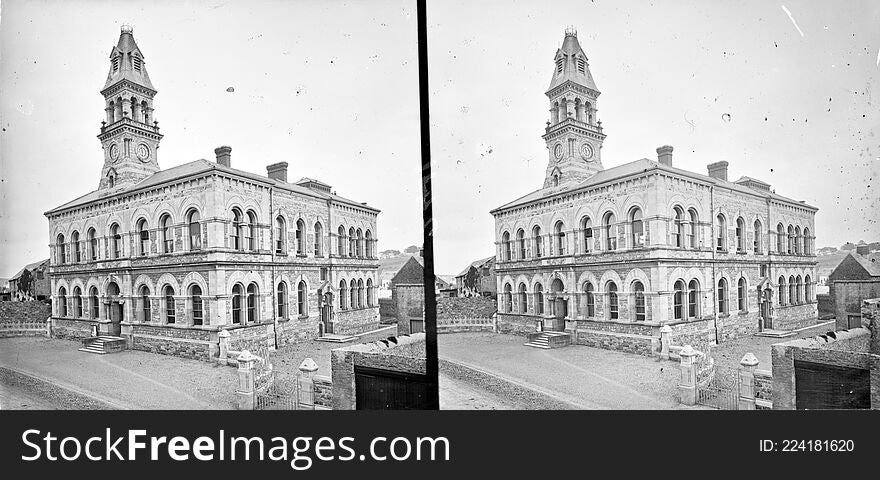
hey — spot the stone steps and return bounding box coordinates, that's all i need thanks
[79,336,126,355]
[524,331,570,349]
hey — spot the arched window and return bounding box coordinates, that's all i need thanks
[688,209,699,248]
[337,226,346,257]
[672,207,684,248]
[275,216,286,254]
[533,226,543,258]
[715,214,726,252]
[357,279,365,309]
[805,275,813,302]
[232,284,243,324]
[314,223,324,257]
[71,231,81,262]
[604,212,617,251]
[187,209,201,250]
[350,280,358,309]
[296,219,306,255]
[516,229,526,259]
[554,221,566,255]
[348,227,356,257]
[164,285,176,324]
[584,282,595,317]
[365,230,373,258]
[276,281,287,319]
[688,280,700,318]
[796,275,803,304]
[160,213,173,253]
[73,287,83,318]
[803,228,812,255]
[503,283,512,313]
[56,234,66,264]
[786,225,794,254]
[57,287,67,316]
[356,228,363,258]
[794,226,801,255]
[581,217,593,253]
[717,278,728,314]
[246,283,258,323]
[777,223,785,253]
[246,211,258,251]
[190,285,203,325]
[738,277,747,312]
[339,280,348,309]
[501,231,511,261]
[366,279,374,307]
[90,286,100,319]
[110,223,121,259]
[518,283,528,313]
[534,283,544,315]
[139,285,151,322]
[778,276,787,305]
[607,282,618,320]
[633,281,645,321]
[298,281,308,316]
[673,280,685,320]
[231,208,243,250]
[630,208,644,248]
[137,218,149,256]
[753,219,763,254]
[788,275,796,306]
[88,228,98,261]
[736,217,745,252]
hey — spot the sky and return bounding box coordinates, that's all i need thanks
[0,0,422,278]
[428,0,880,274]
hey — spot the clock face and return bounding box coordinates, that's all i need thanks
[109,144,119,161]
[136,144,150,161]
[553,143,564,160]
[580,142,594,161]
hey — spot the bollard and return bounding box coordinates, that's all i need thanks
[219,329,230,366]
[236,350,256,410]
[659,325,672,360]
[738,352,759,410]
[678,345,699,406]
[297,357,319,410]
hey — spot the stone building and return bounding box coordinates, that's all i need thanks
[491,29,818,354]
[390,256,426,334]
[454,256,496,298]
[8,259,50,302]
[44,26,380,360]
[828,244,880,330]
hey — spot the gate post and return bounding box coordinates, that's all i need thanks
[659,325,673,360]
[46,317,53,338]
[738,352,759,410]
[678,345,698,405]
[219,329,230,365]
[298,357,319,410]
[236,350,256,410]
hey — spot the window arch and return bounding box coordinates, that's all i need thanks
[581,217,593,253]
[350,280,358,309]
[630,207,644,248]
[357,279,365,309]
[796,275,803,304]
[246,283,259,323]
[534,283,544,315]
[794,226,801,255]
[296,219,306,255]
[71,231,81,262]
[277,281,288,319]
[673,280,685,320]
[190,285,203,325]
[314,222,324,257]
[786,225,794,254]
[717,278,728,314]
[245,210,258,251]
[501,231,511,261]
[232,284,243,324]
[777,223,785,253]
[738,277,747,312]
[73,286,83,318]
[365,229,373,259]
[88,228,98,261]
[584,282,595,317]
[56,234,66,264]
[337,226,346,257]
[356,229,364,258]
[163,285,176,324]
[688,209,699,248]
[502,283,512,313]
[805,275,813,302]
[803,228,812,255]
[348,227,356,257]
[298,281,308,316]
[275,216,287,254]
[139,285,151,322]
[137,218,150,256]
[735,217,745,252]
[778,276,787,305]
[231,208,243,250]
[715,214,726,252]
[554,221,566,255]
[57,287,67,316]
[160,213,173,254]
[187,209,201,250]
[339,280,348,309]
[633,281,646,321]
[607,282,618,320]
[672,206,684,248]
[604,212,617,251]
[788,275,796,306]
[532,225,543,258]
[516,229,526,260]
[518,283,528,313]
[90,286,100,319]
[688,280,700,318]
[110,223,122,259]
[366,278,374,307]
[753,219,763,254]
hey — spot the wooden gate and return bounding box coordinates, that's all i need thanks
[697,365,740,410]
[354,366,431,410]
[794,360,870,409]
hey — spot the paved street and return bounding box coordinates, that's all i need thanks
[439,333,681,409]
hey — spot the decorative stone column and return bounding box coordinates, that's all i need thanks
[218,329,230,365]
[236,350,256,410]
[298,357,319,410]
[738,352,759,410]
[659,324,673,360]
[678,345,698,405]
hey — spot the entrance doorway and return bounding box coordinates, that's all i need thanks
[319,290,333,335]
[548,278,567,331]
[106,282,122,336]
[760,288,772,330]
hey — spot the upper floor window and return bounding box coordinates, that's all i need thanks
[630,207,644,248]
[735,217,745,252]
[337,226,346,257]
[164,286,176,324]
[753,219,763,254]
[88,228,98,261]
[110,223,122,259]
[356,228,363,258]
[786,225,794,254]
[296,219,306,255]
[137,218,149,256]
[554,221,566,255]
[314,222,324,257]
[365,230,373,258]
[794,226,802,255]
[56,234,66,264]
[607,282,618,320]
[71,231,81,262]
[633,281,646,321]
[190,285,203,325]
[298,281,308,317]
[717,278,728,314]
[688,209,699,248]
[737,277,747,312]
[604,212,617,251]
[160,213,173,254]
[187,209,201,250]
[245,211,258,251]
[673,280,685,320]
[516,229,526,260]
[672,207,684,248]
[582,217,593,253]
[275,216,286,254]
[501,231,511,261]
[348,227,356,257]
[688,280,700,318]
[277,281,288,319]
[231,208,243,250]
[532,226,543,258]
[776,223,785,253]
[715,214,727,252]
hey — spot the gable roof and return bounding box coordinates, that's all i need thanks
[10,259,50,281]
[456,255,495,277]
[829,252,880,281]
[390,256,425,285]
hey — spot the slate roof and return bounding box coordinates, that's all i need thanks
[828,252,880,281]
[10,259,49,281]
[547,31,598,92]
[103,26,156,92]
[456,255,495,278]
[390,256,425,285]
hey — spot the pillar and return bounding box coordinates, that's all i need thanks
[659,324,673,360]
[298,357,319,410]
[738,352,759,410]
[236,350,256,410]
[678,345,698,405]
[219,329,230,365]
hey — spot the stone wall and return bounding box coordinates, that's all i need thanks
[816,293,833,319]
[772,302,818,331]
[51,317,97,341]
[437,296,496,319]
[313,375,333,409]
[130,323,216,361]
[378,298,396,323]
[717,312,760,342]
[754,369,773,408]
[496,313,539,336]
[334,306,380,335]
[0,302,51,337]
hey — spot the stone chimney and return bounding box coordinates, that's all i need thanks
[266,162,288,182]
[214,146,232,167]
[707,161,729,181]
[656,145,673,166]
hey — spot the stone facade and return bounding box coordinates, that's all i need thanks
[44,27,380,361]
[393,284,425,335]
[437,296,496,320]
[490,30,818,356]
[828,253,880,330]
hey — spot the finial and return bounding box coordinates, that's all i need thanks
[121,24,133,34]
[565,26,577,37]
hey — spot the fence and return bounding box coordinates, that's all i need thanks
[0,318,50,338]
[678,346,766,410]
[235,351,331,410]
[437,316,496,334]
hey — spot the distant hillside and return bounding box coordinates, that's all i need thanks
[816,251,849,278]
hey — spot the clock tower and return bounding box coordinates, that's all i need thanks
[97,25,162,190]
[542,28,605,189]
